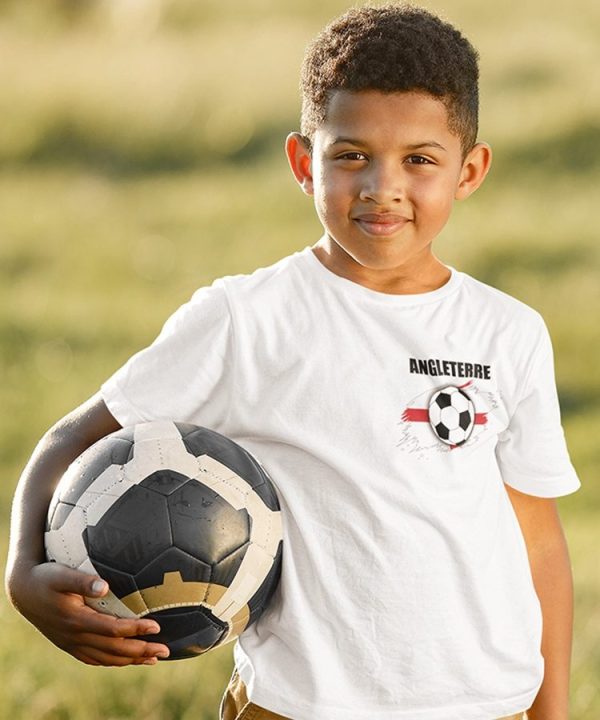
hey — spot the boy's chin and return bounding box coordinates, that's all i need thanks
[331,245,421,273]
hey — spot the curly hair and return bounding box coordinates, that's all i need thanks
[300,3,479,154]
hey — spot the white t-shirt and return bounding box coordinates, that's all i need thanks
[101,246,580,720]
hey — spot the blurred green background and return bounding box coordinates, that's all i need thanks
[1,0,598,718]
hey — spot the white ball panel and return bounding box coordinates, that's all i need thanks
[450,390,470,412]
[83,489,127,527]
[45,505,89,569]
[448,427,467,444]
[81,465,128,498]
[195,455,247,506]
[133,420,182,443]
[86,591,139,618]
[124,437,200,486]
[440,406,459,429]
[428,403,441,425]
[212,543,275,622]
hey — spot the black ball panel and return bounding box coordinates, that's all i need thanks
[435,392,452,409]
[178,427,250,477]
[141,606,228,660]
[140,469,190,496]
[212,541,250,587]
[459,410,472,430]
[243,453,281,512]
[86,486,172,574]
[135,547,211,589]
[435,422,450,440]
[168,480,250,564]
[92,560,138,598]
[179,426,280,512]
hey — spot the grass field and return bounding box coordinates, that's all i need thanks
[1,1,599,718]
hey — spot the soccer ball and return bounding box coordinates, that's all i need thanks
[428,386,475,446]
[45,420,283,660]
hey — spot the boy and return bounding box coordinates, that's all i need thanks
[5,4,579,720]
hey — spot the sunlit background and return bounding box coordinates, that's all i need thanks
[1,0,599,718]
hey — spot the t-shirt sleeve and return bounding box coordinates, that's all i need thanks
[495,316,580,498]
[100,279,233,429]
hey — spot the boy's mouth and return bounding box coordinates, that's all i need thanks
[353,213,412,237]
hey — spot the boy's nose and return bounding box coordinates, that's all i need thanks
[359,162,405,204]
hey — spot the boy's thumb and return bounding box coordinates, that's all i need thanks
[45,564,109,597]
[88,577,108,597]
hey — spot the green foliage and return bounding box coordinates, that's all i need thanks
[1,1,598,718]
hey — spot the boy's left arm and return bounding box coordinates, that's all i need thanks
[504,484,574,720]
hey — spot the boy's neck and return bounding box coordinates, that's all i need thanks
[311,238,451,296]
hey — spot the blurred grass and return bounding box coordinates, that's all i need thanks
[1,0,599,718]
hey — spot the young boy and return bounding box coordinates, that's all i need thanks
[5,4,579,720]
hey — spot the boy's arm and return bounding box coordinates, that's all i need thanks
[504,484,574,720]
[5,393,170,665]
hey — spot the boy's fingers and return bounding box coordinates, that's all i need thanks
[78,632,170,660]
[78,607,161,639]
[75,645,148,667]
[40,565,161,634]
[38,562,170,659]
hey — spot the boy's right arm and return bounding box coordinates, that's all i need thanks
[4,392,170,665]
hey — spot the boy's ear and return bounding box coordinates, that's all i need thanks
[455,142,492,200]
[285,132,314,195]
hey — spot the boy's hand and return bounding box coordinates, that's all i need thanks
[12,562,170,666]
[4,394,164,666]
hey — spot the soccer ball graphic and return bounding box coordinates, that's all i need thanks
[45,420,283,660]
[428,386,475,446]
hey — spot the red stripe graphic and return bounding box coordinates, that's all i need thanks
[402,408,488,425]
[402,408,429,422]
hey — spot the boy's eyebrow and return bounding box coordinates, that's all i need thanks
[328,137,447,151]
[406,141,447,152]
[329,136,365,146]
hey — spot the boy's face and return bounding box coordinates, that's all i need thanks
[286,90,491,292]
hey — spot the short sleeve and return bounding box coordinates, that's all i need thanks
[495,318,580,498]
[101,279,233,429]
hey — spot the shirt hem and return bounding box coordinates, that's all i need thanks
[100,377,147,427]
[501,469,581,498]
[236,662,537,720]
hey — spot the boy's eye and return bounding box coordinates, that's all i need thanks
[406,155,433,165]
[336,151,367,161]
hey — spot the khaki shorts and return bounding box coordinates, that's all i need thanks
[219,668,528,720]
